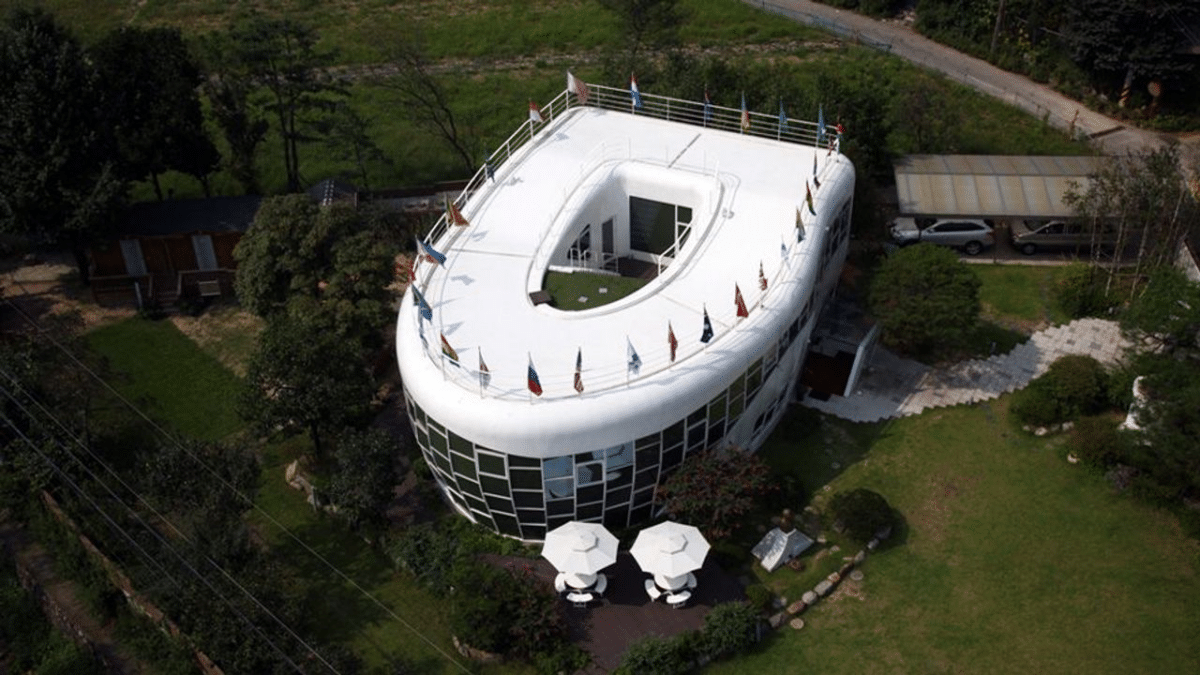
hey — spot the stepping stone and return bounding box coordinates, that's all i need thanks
[802,591,818,604]
[790,618,805,630]
[815,580,833,596]
[787,600,806,614]
[850,570,864,581]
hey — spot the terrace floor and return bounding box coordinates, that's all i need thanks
[489,553,747,672]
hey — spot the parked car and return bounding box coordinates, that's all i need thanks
[890,217,994,255]
[1010,219,1117,255]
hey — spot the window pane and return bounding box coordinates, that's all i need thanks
[521,523,546,540]
[577,502,602,520]
[636,445,659,469]
[451,453,477,481]
[516,507,545,523]
[546,499,574,516]
[662,420,684,448]
[477,451,505,476]
[485,495,514,514]
[509,455,540,468]
[661,446,683,471]
[576,462,604,486]
[545,477,574,500]
[493,513,520,537]
[543,456,573,479]
[510,469,542,491]
[449,431,473,456]
[479,474,510,497]
[635,466,658,490]
[606,442,634,469]
[604,507,629,530]
[513,491,544,508]
[577,484,603,505]
[605,485,631,507]
[607,465,633,488]
[458,479,482,499]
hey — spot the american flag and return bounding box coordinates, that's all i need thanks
[735,284,749,318]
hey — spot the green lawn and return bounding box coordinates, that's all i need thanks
[974,264,1071,327]
[85,317,243,441]
[544,270,650,310]
[720,401,1200,675]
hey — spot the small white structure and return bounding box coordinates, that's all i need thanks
[397,79,856,540]
[752,527,814,572]
[1119,375,1148,431]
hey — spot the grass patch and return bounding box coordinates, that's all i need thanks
[249,437,533,674]
[728,400,1200,675]
[167,304,264,377]
[85,317,242,441]
[543,270,650,310]
[974,264,1071,327]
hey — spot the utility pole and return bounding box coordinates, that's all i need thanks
[990,0,1007,60]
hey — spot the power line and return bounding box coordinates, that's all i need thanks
[2,289,472,674]
[0,403,314,674]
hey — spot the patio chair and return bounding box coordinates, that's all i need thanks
[566,591,594,608]
[644,579,663,601]
[554,573,568,595]
[666,590,691,609]
[593,573,608,595]
[685,572,697,590]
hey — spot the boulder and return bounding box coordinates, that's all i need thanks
[814,580,833,596]
[826,572,841,584]
[801,591,818,604]
[787,600,806,614]
[853,550,867,564]
[769,612,787,629]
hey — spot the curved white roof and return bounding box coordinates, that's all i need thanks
[398,104,854,456]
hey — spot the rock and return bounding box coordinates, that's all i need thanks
[853,550,866,564]
[814,580,833,596]
[789,618,805,630]
[850,570,864,581]
[817,534,827,544]
[830,545,841,553]
[801,591,818,604]
[875,525,893,541]
[826,572,841,584]
[285,460,298,484]
[1034,426,1049,437]
[769,612,787,629]
[838,563,854,577]
[787,600,806,614]
[1062,421,1075,431]
[1067,453,1080,464]
[831,462,841,470]
[773,595,787,609]
[867,538,879,550]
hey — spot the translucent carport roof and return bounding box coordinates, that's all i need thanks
[894,155,1106,219]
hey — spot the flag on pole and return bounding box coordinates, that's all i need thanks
[700,307,714,343]
[795,207,807,242]
[418,238,446,266]
[814,152,821,190]
[735,284,749,318]
[574,348,585,394]
[440,333,459,363]
[529,100,544,123]
[411,285,432,321]
[740,92,750,132]
[703,89,713,126]
[446,196,469,227]
[781,241,788,258]
[778,99,788,133]
[805,181,816,216]
[568,71,588,105]
[627,338,642,375]
[759,262,768,291]
[478,348,491,389]
[485,158,495,182]
[406,255,416,283]
[527,356,543,396]
[630,75,643,110]
[668,322,678,362]
[817,104,826,145]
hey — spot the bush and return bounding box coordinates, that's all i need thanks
[828,488,897,545]
[868,244,982,357]
[1054,264,1117,319]
[1011,355,1110,427]
[743,584,773,615]
[616,634,691,675]
[1067,416,1129,469]
[449,559,570,662]
[699,601,760,660]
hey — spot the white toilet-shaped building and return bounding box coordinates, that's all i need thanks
[397,82,855,541]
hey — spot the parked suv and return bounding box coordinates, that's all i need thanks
[1010,219,1117,255]
[890,217,994,255]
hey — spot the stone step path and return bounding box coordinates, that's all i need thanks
[801,318,1131,423]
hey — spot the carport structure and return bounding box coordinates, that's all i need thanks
[894,155,1107,219]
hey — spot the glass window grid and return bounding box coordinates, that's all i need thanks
[476,449,506,476]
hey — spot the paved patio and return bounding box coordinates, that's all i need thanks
[490,553,746,672]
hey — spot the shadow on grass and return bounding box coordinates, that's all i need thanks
[762,405,895,497]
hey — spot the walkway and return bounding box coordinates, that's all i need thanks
[745,0,1198,162]
[801,318,1131,423]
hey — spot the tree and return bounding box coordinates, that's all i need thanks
[376,37,477,174]
[0,7,125,283]
[317,102,392,190]
[599,0,685,73]
[868,244,982,356]
[888,78,960,154]
[1065,145,1198,297]
[1119,265,1200,353]
[699,601,759,659]
[226,15,347,193]
[198,32,269,195]
[1065,1,1198,94]
[655,447,773,539]
[326,428,398,532]
[238,313,373,459]
[828,488,897,546]
[234,195,398,348]
[91,26,219,200]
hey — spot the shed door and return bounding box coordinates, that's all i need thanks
[120,239,147,276]
[192,234,218,271]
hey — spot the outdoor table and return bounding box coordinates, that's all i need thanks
[654,572,696,592]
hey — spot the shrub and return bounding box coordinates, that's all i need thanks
[1011,355,1110,427]
[449,559,570,662]
[868,244,982,357]
[828,488,897,545]
[743,584,773,614]
[1054,264,1117,319]
[616,634,691,675]
[699,601,759,660]
[1067,416,1129,468]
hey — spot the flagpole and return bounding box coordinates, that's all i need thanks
[528,352,533,405]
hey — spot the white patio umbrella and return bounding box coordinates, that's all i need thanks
[630,521,711,580]
[541,521,619,575]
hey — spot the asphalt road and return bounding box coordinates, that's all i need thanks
[745,0,1199,164]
